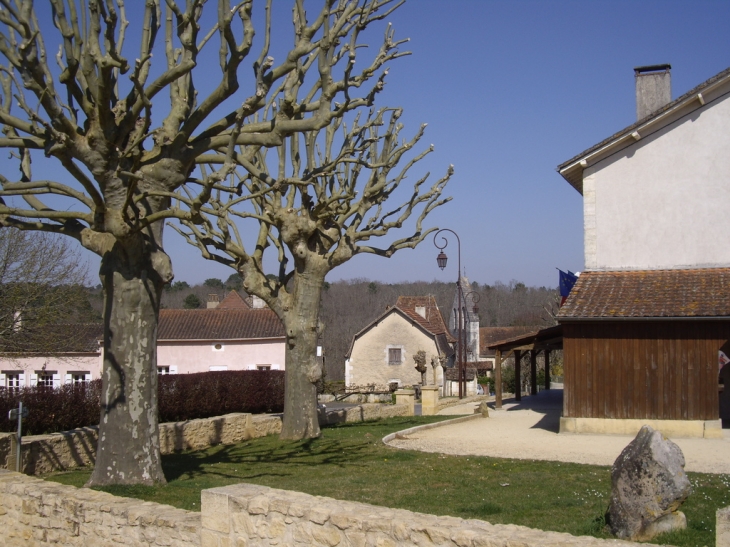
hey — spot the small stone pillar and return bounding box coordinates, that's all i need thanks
[394,389,415,416]
[421,386,440,416]
[718,506,730,547]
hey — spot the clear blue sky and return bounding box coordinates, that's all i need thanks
[55,1,730,288]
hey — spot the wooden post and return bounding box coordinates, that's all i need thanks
[514,350,522,401]
[530,350,537,396]
[544,350,551,391]
[495,349,502,409]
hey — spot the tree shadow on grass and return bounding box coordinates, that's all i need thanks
[161,430,379,483]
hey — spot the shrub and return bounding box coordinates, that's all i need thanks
[157,370,284,422]
[0,370,285,434]
[0,381,101,435]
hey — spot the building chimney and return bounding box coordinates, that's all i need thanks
[415,306,426,319]
[250,295,266,309]
[207,294,219,309]
[635,64,671,120]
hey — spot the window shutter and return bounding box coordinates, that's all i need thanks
[85,373,92,382]
[0,372,5,385]
[169,365,178,374]
[18,373,25,385]
[53,373,61,388]
[30,374,37,386]
[65,374,72,384]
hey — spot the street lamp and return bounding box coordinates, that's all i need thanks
[433,229,468,399]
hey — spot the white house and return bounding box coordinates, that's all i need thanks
[556,64,730,435]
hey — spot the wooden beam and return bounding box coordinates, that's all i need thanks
[544,350,551,391]
[530,350,537,396]
[495,350,503,409]
[514,349,522,401]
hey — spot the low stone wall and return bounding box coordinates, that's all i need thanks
[0,469,200,546]
[0,405,407,476]
[718,506,730,547]
[318,403,409,426]
[201,482,654,547]
[0,413,283,476]
[436,394,488,413]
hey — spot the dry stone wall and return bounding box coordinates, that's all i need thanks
[0,469,200,547]
[0,405,407,476]
[201,483,662,547]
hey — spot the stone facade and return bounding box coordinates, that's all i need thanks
[0,469,201,546]
[200,482,659,547]
[346,312,442,390]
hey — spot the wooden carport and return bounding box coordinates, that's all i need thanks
[486,325,563,409]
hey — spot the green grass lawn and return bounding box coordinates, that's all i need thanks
[46,416,730,547]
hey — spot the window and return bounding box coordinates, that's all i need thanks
[38,373,54,387]
[213,343,224,351]
[257,365,271,371]
[6,373,21,391]
[388,348,402,365]
[72,373,89,385]
[158,366,170,375]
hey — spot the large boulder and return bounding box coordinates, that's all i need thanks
[607,425,692,541]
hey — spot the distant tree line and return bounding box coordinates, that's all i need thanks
[85,275,558,382]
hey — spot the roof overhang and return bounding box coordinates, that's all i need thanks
[557,67,730,194]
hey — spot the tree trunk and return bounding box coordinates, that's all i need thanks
[86,242,168,486]
[279,272,325,440]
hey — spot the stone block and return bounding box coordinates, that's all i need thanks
[202,490,231,533]
[718,506,730,547]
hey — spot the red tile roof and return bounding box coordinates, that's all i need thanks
[395,296,455,342]
[557,269,730,319]
[217,291,251,309]
[158,308,284,340]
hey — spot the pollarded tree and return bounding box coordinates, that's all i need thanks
[175,106,452,439]
[0,0,409,485]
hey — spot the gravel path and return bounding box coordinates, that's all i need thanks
[387,390,730,474]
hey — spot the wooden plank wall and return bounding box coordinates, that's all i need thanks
[562,321,726,421]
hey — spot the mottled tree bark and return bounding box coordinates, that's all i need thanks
[280,270,325,439]
[87,224,173,486]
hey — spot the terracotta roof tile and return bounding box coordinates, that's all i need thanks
[557,269,730,319]
[158,308,284,340]
[217,291,251,309]
[395,295,455,342]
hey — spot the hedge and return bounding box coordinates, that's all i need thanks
[0,370,285,435]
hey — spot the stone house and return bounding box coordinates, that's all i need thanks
[555,64,730,436]
[345,296,455,394]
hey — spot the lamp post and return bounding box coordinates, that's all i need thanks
[434,229,468,398]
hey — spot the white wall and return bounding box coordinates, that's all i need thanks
[157,339,285,373]
[0,354,101,387]
[583,93,730,271]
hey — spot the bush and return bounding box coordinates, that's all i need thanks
[0,381,101,435]
[158,370,285,422]
[0,370,285,434]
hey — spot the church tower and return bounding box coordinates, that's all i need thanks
[449,276,480,363]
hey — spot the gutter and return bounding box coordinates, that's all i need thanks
[558,316,730,322]
[558,72,730,184]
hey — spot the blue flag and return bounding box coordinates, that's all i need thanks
[558,269,578,298]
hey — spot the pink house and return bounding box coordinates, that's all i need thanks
[0,292,286,387]
[156,293,286,374]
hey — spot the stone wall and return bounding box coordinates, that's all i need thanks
[718,506,730,547]
[0,405,407,476]
[0,469,200,547]
[200,483,657,547]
